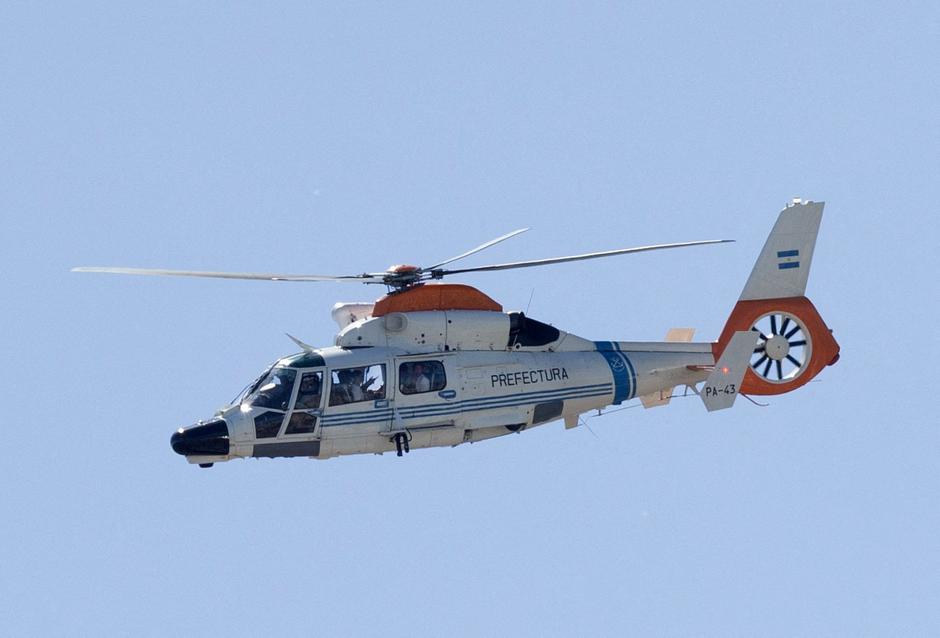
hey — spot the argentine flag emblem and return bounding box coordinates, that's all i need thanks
[777,249,800,270]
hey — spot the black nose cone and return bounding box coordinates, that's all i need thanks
[171,419,230,456]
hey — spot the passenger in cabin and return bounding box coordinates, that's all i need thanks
[400,362,431,394]
[412,363,431,393]
[331,366,385,405]
[358,368,381,399]
[295,373,322,409]
[342,370,364,403]
[399,364,414,394]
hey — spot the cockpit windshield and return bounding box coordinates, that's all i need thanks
[231,363,275,405]
[245,367,297,411]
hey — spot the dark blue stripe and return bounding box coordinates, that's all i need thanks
[399,388,612,420]
[321,418,389,428]
[401,388,612,420]
[321,406,392,420]
[400,383,611,416]
[323,405,392,419]
[777,249,799,258]
[594,342,630,405]
[613,342,638,400]
[399,382,610,411]
[395,390,611,421]
[319,387,613,427]
[778,262,800,270]
[322,411,393,425]
[321,413,391,425]
[320,383,611,425]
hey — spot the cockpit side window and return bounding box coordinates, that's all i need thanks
[329,364,386,406]
[294,371,323,409]
[247,367,297,410]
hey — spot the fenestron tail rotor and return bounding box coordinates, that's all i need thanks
[749,311,812,383]
[73,230,733,291]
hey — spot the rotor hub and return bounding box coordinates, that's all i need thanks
[764,334,790,360]
[387,264,420,274]
[382,265,423,289]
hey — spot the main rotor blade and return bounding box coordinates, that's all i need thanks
[71,267,377,283]
[424,228,530,271]
[434,239,734,276]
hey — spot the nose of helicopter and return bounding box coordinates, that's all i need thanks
[171,419,230,456]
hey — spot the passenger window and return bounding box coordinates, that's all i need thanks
[294,372,323,409]
[329,364,386,406]
[399,361,446,395]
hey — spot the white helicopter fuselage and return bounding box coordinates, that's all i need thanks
[155,200,839,467]
[185,304,715,465]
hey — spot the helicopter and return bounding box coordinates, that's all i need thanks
[74,199,839,467]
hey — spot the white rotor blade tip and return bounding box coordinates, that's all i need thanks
[425,227,531,271]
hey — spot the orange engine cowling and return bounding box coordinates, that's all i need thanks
[714,296,840,395]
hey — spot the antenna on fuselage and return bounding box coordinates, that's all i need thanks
[285,333,316,353]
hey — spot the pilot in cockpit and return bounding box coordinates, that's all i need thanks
[295,374,322,409]
[256,374,293,411]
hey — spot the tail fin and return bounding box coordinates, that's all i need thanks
[716,200,840,396]
[740,199,823,300]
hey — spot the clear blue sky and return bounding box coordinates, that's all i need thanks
[2,3,938,636]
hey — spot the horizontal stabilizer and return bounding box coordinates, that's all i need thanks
[640,328,695,408]
[701,331,759,412]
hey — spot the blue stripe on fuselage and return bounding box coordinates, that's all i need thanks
[398,387,612,420]
[400,382,611,416]
[319,383,614,427]
[594,341,631,404]
[612,342,637,400]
